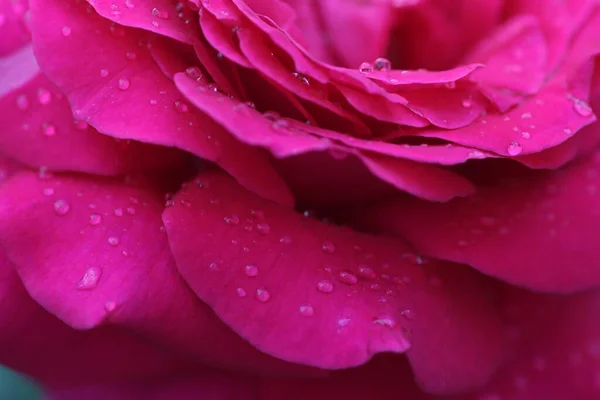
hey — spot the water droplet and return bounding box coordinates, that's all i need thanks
[107,236,120,246]
[185,66,203,80]
[564,128,573,135]
[16,95,29,110]
[507,141,522,156]
[118,78,130,90]
[114,208,124,216]
[292,72,310,85]
[521,112,532,119]
[41,123,56,137]
[462,99,472,108]
[74,120,89,130]
[43,187,55,196]
[373,316,396,328]
[244,264,258,277]
[174,100,189,112]
[339,271,358,285]
[572,98,593,117]
[53,199,71,215]
[358,62,373,73]
[126,207,135,215]
[89,213,102,225]
[255,288,271,302]
[321,241,335,253]
[256,223,271,235]
[299,304,314,316]
[373,57,392,71]
[76,267,102,290]
[445,81,456,89]
[151,7,169,19]
[61,26,72,36]
[521,131,531,140]
[126,51,137,60]
[236,287,247,297]
[279,235,292,244]
[223,215,240,226]
[104,301,117,312]
[358,265,376,280]
[100,68,109,77]
[124,0,135,8]
[401,309,416,320]
[316,280,334,293]
[37,88,52,104]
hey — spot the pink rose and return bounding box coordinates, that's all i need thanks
[1,0,600,398]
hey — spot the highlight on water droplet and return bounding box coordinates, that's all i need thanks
[100,68,109,78]
[358,62,373,73]
[299,304,314,317]
[185,66,203,80]
[89,213,102,225]
[151,7,169,19]
[373,316,396,328]
[76,266,102,290]
[373,57,392,71]
[118,78,130,90]
[107,236,120,246]
[571,97,593,117]
[316,280,334,293]
[256,223,271,235]
[255,287,271,303]
[339,271,358,285]
[507,141,522,156]
[244,264,258,277]
[53,199,71,215]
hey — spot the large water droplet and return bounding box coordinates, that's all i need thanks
[316,280,334,293]
[89,213,102,225]
[373,57,392,71]
[359,62,373,73]
[299,304,314,316]
[185,66,203,80]
[76,266,102,290]
[118,78,130,90]
[255,288,271,302]
[572,98,593,117]
[507,141,522,156]
[339,271,358,285]
[244,264,258,277]
[53,199,71,215]
[358,265,376,280]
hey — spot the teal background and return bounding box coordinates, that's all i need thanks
[0,366,42,399]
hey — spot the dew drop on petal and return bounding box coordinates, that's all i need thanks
[299,304,314,316]
[521,131,531,140]
[236,287,247,297]
[100,68,109,77]
[321,241,335,253]
[76,267,102,290]
[43,187,55,196]
[339,271,358,285]
[61,26,71,36]
[16,95,29,110]
[572,98,593,117]
[358,265,376,280]
[174,100,189,112]
[41,123,56,137]
[89,213,102,225]
[104,300,117,312]
[244,264,258,277]
[107,236,120,246]
[401,309,417,320]
[37,88,52,104]
[316,280,334,293]
[373,57,392,71]
[126,51,137,60]
[256,223,271,235]
[151,7,169,19]
[118,78,130,90]
[373,316,396,328]
[53,199,71,215]
[255,288,271,303]
[279,235,292,244]
[507,141,522,156]
[185,66,203,80]
[114,208,124,217]
[359,62,373,73]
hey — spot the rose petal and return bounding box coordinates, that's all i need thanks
[0,249,190,388]
[162,172,504,395]
[358,147,600,293]
[30,0,293,205]
[0,0,29,56]
[0,172,318,377]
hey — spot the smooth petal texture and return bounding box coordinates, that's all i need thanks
[0,249,191,388]
[0,171,322,377]
[162,172,504,395]
[0,0,29,56]
[358,147,600,293]
[29,0,293,205]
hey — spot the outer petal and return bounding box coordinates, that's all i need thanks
[0,0,29,56]
[358,147,600,293]
[0,249,191,388]
[0,172,320,377]
[45,287,600,400]
[29,0,292,205]
[162,172,505,395]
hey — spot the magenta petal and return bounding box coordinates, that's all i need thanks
[0,249,189,388]
[162,172,504,395]
[29,0,292,205]
[0,0,29,56]
[360,148,600,293]
[0,171,323,376]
